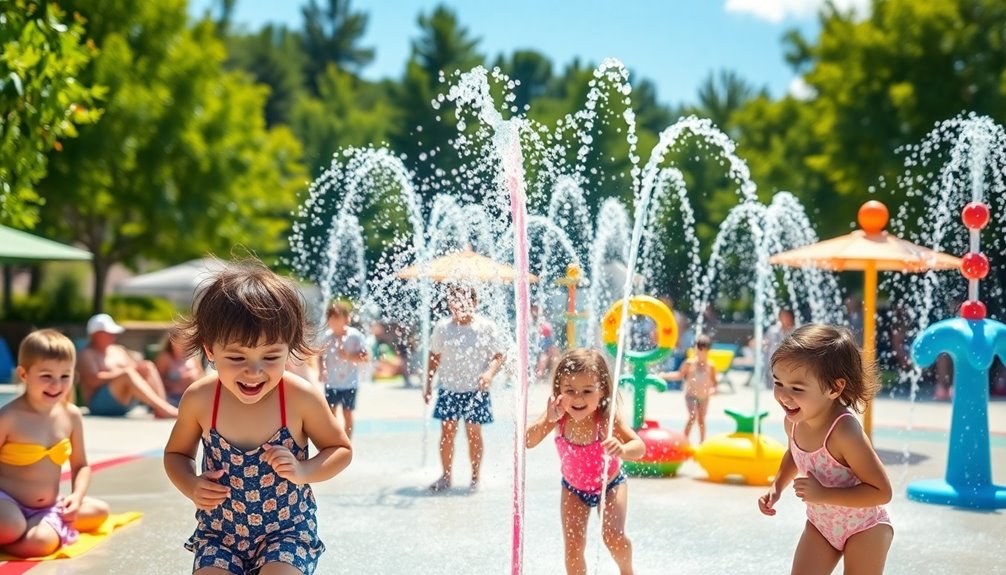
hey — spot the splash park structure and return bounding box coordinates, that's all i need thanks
[601,296,691,476]
[284,54,1006,571]
[908,200,1006,509]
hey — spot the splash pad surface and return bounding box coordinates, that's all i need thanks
[9,376,1005,575]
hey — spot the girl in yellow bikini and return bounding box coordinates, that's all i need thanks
[0,329,109,557]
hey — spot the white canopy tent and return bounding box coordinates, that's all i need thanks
[115,258,226,306]
[115,258,323,317]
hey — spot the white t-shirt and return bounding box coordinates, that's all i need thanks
[321,326,365,390]
[430,314,506,393]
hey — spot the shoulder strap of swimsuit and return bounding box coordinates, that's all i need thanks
[211,380,222,429]
[279,378,287,427]
[823,412,852,443]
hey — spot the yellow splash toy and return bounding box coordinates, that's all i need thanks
[694,410,785,486]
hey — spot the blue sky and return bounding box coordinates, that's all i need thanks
[188,0,869,106]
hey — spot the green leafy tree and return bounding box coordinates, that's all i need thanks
[37,1,306,312]
[496,49,553,114]
[528,60,638,209]
[390,5,483,191]
[785,0,1006,234]
[210,0,238,37]
[301,0,374,93]
[632,78,675,140]
[691,69,762,137]
[292,65,394,175]
[672,69,763,235]
[0,0,101,228]
[227,24,307,126]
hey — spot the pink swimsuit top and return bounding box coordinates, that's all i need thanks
[555,415,620,493]
[790,412,860,489]
[790,412,891,550]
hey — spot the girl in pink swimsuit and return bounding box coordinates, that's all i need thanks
[526,349,645,575]
[758,324,893,575]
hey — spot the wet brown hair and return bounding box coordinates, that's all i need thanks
[446,283,477,305]
[176,259,313,360]
[771,323,879,412]
[694,334,712,350]
[552,348,615,419]
[326,301,351,320]
[18,329,76,368]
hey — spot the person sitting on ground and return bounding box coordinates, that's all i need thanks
[0,329,110,557]
[77,314,178,418]
[155,328,208,407]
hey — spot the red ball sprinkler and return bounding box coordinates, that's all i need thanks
[959,201,991,320]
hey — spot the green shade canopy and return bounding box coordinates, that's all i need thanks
[0,225,92,263]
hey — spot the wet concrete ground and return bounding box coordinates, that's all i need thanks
[3,376,1004,574]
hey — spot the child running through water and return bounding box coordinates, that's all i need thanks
[319,301,368,438]
[526,349,645,575]
[0,329,109,557]
[758,324,893,575]
[164,260,353,575]
[659,334,717,443]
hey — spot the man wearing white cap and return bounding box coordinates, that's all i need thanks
[77,313,178,418]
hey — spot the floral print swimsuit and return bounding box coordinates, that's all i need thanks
[790,412,892,551]
[185,380,324,574]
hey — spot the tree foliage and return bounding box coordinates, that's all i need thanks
[37,0,305,312]
[390,6,484,188]
[301,0,374,93]
[20,0,1006,314]
[0,0,101,228]
[779,0,1006,236]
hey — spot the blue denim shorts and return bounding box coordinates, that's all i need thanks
[88,385,137,417]
[433,390,493,424]
[325,387,357,410]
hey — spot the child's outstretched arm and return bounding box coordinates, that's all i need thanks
[265,380,351,485]
[62,405,93,523]
[758,450,796,516]
[759,421,798,516]
[525,394,567,448]
[657,361,689,382]
[793,416,892,507]
[605,412,645,461]
[163,384,231,511]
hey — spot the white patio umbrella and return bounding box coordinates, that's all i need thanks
[115,258,227,306]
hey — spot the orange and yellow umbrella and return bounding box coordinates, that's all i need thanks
[769,201,961,437]
[396,248,538,284]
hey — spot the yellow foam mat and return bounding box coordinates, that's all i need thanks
[0,512,142,561]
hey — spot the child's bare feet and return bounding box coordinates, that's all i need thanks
[428,476,451,493]
[469,476,479,492]
[153,406,179,419]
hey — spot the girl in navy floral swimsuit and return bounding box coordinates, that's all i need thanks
[164,260,353,574]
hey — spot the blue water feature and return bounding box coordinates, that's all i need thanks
[908,317,1006,509]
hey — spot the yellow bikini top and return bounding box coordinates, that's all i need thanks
[0,438,72,467]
